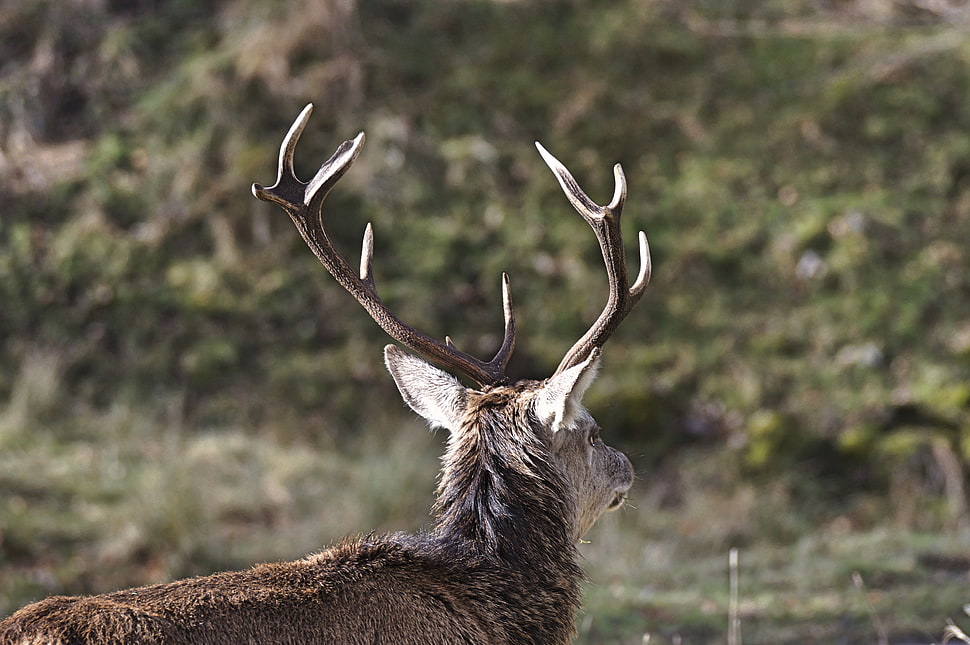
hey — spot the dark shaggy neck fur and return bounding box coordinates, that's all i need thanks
[429,385,584,637]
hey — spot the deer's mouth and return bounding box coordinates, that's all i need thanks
[606,492,627,511]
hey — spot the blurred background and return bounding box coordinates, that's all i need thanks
[2,0,970,642]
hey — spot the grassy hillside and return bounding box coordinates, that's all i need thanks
[2,1,969,641]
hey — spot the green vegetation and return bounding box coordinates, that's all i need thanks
[1,1,969,641]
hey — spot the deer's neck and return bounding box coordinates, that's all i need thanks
[431,395,578,572]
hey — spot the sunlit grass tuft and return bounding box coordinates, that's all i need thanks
[942,606,970,645]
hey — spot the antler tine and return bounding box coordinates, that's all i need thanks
[252,105,515,387]
[360,222,377,291]
[534,142,651,375]
[252,104,364,212]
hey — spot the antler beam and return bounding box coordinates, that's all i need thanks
[534,143,651,376]
[252,104,515,386]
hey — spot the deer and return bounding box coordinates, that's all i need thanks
[0,103,650,645]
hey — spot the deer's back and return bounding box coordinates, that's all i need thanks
[0,535,510,645]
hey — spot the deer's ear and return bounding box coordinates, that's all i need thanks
[534,348,601,433]
[384,345,468,431]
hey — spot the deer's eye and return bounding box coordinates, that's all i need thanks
[587,427,601,447]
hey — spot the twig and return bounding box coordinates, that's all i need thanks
[851,571,888,645]
[728,548,741,645]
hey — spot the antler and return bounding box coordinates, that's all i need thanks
[252,104,515,387]
[534,142,651,376]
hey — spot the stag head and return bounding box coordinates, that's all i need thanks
[252,104,649,543]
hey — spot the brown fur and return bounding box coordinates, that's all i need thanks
[0,360,633,645]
